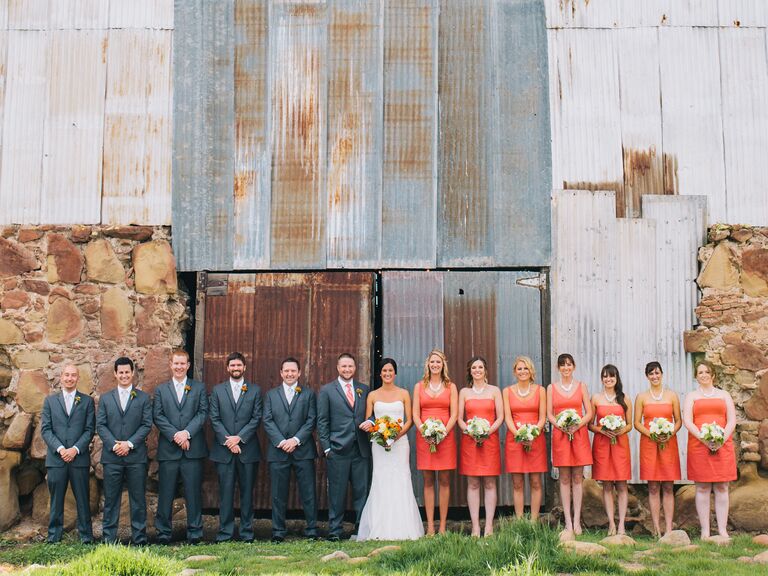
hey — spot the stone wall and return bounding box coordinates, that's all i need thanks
[0,225,189,532]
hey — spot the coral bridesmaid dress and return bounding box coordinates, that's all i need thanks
[416,385,457,471]
[639,402,681,481]
[460,398,501,476]
[504,385,547,473]
[687,398,736,482]
[551,384,592,467]
[591,404,631,481]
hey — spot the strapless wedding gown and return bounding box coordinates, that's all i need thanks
[357,400,425,541]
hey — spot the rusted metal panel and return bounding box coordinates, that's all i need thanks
[39,30,106,224]
[380,0,438,268]
[325,0,383,267]
[108,0,174,29]
[200,271,374,510]
[549,29,625,215]
[269,1,328,268]
[172,0,235,271]
[0,30,47,225]
[233,0,270,268]
[659,27,726,222]
[719,27,768,226]
[102,29,172,225]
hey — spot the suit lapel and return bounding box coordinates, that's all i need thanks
[223,383,237,411]
[276,386,290,415]
[56,392,68,419]
[335,381,354,412]
[235,384,246,410]
[179,382,188,410]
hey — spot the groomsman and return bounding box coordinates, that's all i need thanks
[209,352,262,542]
[262,357,318,542]
[317,352,371,541]
[153,349,208,544]
[96,357,152,544]
[40,363,95,543]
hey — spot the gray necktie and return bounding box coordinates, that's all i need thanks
[65,394,73,415]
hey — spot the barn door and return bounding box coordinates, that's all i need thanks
[195,271,375,510]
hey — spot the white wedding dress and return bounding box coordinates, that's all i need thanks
[357,401,425,541]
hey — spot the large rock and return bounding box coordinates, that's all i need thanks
[0,365,11,389]
[103,226,153,242]
[561,541,608,556]
[32,475,99,528]
[77,365,94,395]
[659,529,691,547]
[101,287,133,340]
[581,479,608,527]
[16,370,50,413]
[744,372,768,421]
[84,239,125,284]
[47,233,83,284]
[13,350,49,370]
[16,463,44,496]
[0,237,38,278]
[2,412,34,449]
[142,346,172,396]
[132,241,177,295]
[600,534,636,546]
[698,243,740,290]
[674,484,700,530]
[730,464,768,532]
[742,249,768,297]
[29,423,48,460]
[721,342,768,372]
[1,290,31,310]
[760,420,768,470]
[755,550,768,564]
[47,298,83,343]
[0,449,22,530]
[0,318,23,344]
[684,329,713,353]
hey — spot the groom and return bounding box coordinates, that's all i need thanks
[317,352,371,541]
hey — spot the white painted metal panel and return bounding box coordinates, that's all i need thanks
[719,27,768,226]
[40,30,106,224]
[8,0,49,30]
[544,0,721,29]
[0,3,8,29]
[0,30,49,224]
[49,0,109,29]
[0,31,8,220]
[548,29,623,196]
[718,0,768,27]
[108,0,174,29]
[643,194,707,481]
[659,27,726,222]
[102,29,172,225]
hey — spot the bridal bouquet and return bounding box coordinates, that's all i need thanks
[420,418,447,453]
[700,422,725,454]
[648,417,674,451]
[370,415,403,451]
[465,416,491,446]
[513,423,540,452]
[555,409,581,441]
[599,414,626,445]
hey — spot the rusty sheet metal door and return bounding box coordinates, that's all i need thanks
[197,271,374,510]
[382,270,546,507]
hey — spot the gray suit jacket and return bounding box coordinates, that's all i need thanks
[40,392,95,468]
[317,379,371,457]
[96,387,152,465]
[209,380,262,464]
[153,379,209,460]
[263,385,317,462]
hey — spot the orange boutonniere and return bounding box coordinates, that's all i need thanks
[241,383,248,393]
[295,386,302,395]
[130,390,137,399]
[356,388,363,397]
[74,395,81,405]
[184,384,191,394]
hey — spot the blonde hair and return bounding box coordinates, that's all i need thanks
[513,356,536,384]
[421,349,451,387]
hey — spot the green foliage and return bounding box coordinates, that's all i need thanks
[35,545,182,576]
[491,552,552,576]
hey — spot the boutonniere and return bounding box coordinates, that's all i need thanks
[74,395,81,405]
[295,386,302,395]
[184,384,191,394]
[356,388,363,397]
[130,390,137,399]
[241,383,248,393]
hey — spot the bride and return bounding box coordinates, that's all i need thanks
[357,358,425,541]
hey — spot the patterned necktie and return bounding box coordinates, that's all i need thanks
[345,382,354,407]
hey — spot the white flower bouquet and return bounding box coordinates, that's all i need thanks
[465,416,491,446]
[420,417,448,453]
[648,417,674,451]
[513,423,541,452]
[700,422,725,454]
[599,414,626,445]
[555,408,581,441]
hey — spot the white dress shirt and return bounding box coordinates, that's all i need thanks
[173,377,187,404]
[230,378,244,403]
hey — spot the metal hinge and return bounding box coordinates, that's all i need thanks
[516,273,547,290]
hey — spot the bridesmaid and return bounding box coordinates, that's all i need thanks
[588,364,632,536]
[503,356,547,521]
[683,360,737,540]
[634,361,681,537]
[413,349,458,535]
[547,353,593,536]
[458,356,503,537]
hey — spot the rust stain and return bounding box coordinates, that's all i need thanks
[622,146,664,218]
[562,180,625,216]
[289,4,319,17]
[101,37,108,64]
[663,153,679,196]
[734,20,741,27]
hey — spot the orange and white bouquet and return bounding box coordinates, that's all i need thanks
[370,415,403,452]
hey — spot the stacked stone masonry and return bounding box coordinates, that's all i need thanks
[0,225,188,532]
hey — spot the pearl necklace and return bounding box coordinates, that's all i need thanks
[471,383,487,395]
[650,386,664,402]
[559,380,574,393]
[700,386,717,398]
[517,383,532,397]
[604,392,617,403]
[428,381,444,394]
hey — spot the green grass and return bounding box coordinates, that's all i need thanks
[1,522,765,575]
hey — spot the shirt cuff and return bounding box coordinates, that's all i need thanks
[127,441,134,450]
[324,448,330,454]
[74,446,80,455]
[57,445,65,454]
[293,436,301,446]
[183,430,191,440]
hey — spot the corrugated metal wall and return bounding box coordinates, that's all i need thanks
[551,190,707,482]
[382,270,544,506]
[0,0,173,226]
[546,0,768,225]
[172,0,552,271]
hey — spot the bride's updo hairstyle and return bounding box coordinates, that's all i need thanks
[379,357,398,375]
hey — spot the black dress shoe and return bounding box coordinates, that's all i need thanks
[327,534,340,542]
[188,537,202,545]
[271,535,285,543]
